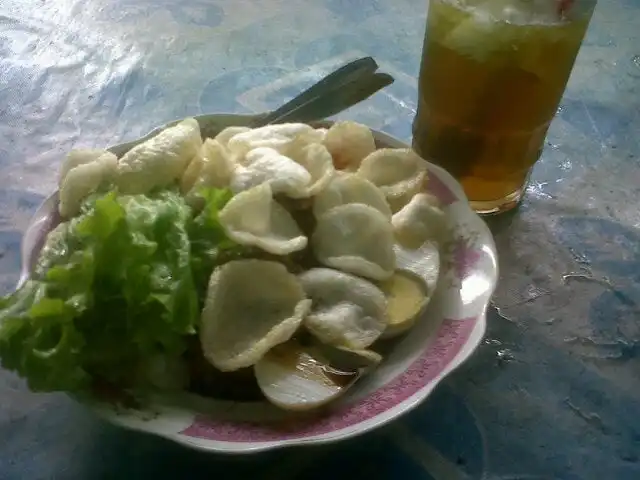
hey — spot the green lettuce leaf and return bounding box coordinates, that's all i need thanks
[0,188,229,393]
[0,280,89,391]
[188,187,251,301]
[75,189,200,384]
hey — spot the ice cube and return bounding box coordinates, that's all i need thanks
[442,9,516,62]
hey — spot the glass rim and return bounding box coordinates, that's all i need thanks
[428,0,598,20]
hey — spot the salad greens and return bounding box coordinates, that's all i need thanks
[188,188,249,300]
[0,187,245,393]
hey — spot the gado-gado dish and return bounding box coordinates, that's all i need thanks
[0,119,446,413]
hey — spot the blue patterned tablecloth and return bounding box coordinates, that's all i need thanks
[1,1,639,479]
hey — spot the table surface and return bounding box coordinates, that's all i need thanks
[1,1,639,479]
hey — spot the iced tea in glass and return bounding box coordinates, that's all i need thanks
[413,0,596,214]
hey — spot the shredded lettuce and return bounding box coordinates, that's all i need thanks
[188,188,252,300]
[0,187,243,393]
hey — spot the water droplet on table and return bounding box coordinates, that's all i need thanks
[562,273,612,288]
[484,476,561,480]
[565,398,609,433]
[496,348,515,365]
[567,247,590,267]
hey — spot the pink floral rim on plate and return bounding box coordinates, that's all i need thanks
[181,318,475,442]
[19,113,498,454]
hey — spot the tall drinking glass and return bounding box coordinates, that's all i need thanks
[412,0,596,214]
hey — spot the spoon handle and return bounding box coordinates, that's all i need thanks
[268,72,394,125]
[253,57,394,126]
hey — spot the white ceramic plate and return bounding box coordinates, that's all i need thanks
[18,114,498,454]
